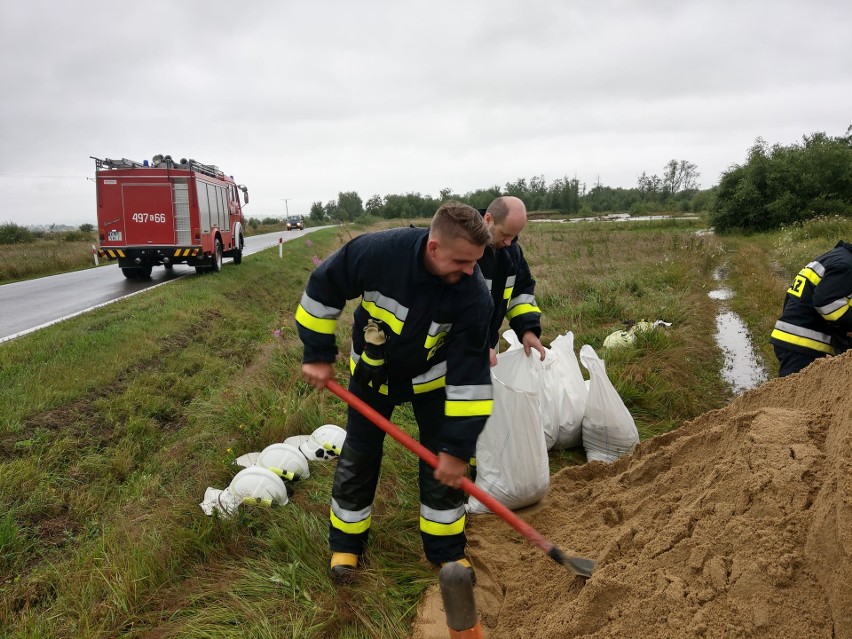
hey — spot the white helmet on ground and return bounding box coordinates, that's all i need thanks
[228,466,289,507]
[299,424,346,461]
[256,442,310,480]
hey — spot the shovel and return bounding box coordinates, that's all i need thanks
[325,380,596,579]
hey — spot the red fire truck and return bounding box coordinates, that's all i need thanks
[93,154,249,278]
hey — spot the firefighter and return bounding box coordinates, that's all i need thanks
[770,240,852,376]
[478,196,545,367]
[296,201,494,584]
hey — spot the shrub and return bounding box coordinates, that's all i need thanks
[0,222,35,245]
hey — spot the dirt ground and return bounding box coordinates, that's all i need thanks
[412,351,852,638]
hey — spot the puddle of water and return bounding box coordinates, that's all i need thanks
[708,287,734,300]
[529,214,700,224]
[714,310,768,394]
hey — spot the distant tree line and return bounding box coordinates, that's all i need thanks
[0,222,95,245]
[711,128,852,233]
[305,159,712,224]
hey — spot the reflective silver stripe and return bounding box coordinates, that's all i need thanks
[505,275,516,288]
[363,291,409,321]
[484,278,493,293]
[331,498,372,523]
[427,321,453,337]
[412,360,447,385]
[299,292,342,319]
[446,384,493,401]
[350,346,361,363]
[773,320,833,345]
[808,260,826,277]
[508,293,537,310]
[420,503,465,524]
[816,297,850,316]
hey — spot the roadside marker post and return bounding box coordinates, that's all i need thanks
[279,237,283,259]
[92,244,99,266]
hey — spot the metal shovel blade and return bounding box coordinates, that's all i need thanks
[549,547,596,578]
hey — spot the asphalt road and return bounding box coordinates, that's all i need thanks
[0,228,324,343]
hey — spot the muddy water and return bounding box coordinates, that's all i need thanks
[709,267,768,393]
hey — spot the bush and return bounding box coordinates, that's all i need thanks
[711,129,852,233]
[0,222,35,245]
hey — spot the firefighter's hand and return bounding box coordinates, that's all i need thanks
[434,453,468,489]
[489,348,498,367]
[522,331,546,361]
[302,362,334,389]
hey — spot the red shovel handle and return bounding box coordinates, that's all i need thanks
[325,380,595,577]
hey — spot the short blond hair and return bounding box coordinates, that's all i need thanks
[430,201,491,246]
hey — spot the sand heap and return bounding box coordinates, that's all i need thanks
[413,351,851,638]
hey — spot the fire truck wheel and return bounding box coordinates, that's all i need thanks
[233,235,244,265]
[121,266,153,279]
[211,238,223,272]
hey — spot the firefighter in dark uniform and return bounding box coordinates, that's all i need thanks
[478,196,545,366]
[296,202,494,584]
[770,240,852,376]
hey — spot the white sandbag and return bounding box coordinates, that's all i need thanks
[500,329,587,450]
[579,344,639,463]
[547,332,587,449]
[467,346,550,514]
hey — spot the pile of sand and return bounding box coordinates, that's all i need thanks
[413,351,851,638]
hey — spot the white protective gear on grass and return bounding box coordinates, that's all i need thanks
[299,424,346,461]
[228,466,289,506]
[256,442,310,480]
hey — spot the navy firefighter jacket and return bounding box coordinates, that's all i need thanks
[295,227,494,460]
[770,240,852,356]
[477,239,542,350]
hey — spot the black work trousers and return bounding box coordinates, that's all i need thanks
[774,344,828,377]
[328,378,467,564]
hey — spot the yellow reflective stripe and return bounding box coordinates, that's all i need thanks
[770,329,835,355]
[330,509,371,534]
[420,514,465,536]
[424,332,448,349]
[822,302,851,322]
[445,399,493,417]
[506,303,541,320]
[413,375,446,394]
[117,250,125,258]
[361,300,404,335]
[503,286,513,300]
[360,352,384,366]
[469,457,477,467]
[800,267,822,286]
[295,304,337,335]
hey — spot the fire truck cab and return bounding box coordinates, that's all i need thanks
[93,154,249,278]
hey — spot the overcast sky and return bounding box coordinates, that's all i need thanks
[1,0,850,227]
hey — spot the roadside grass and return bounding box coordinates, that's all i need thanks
[0,234,103,284]
[0,215,793,637]
[0,223,313,285]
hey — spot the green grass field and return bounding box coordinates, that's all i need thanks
[1,214,850,637]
